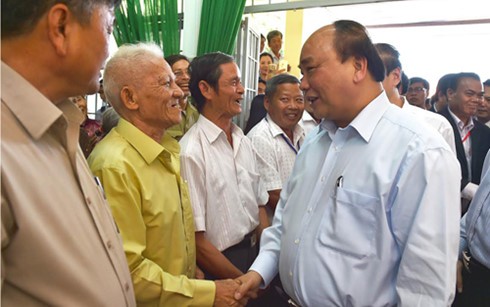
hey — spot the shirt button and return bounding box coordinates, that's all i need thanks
[86,197,92,205]
[307,207,312,212]
[106,241,113,249]
[125,283,130,291]
[289,271,293,277]
[321,176,325,182]
[294,239,299,244]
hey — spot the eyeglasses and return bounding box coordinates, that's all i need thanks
[407,87,426,93]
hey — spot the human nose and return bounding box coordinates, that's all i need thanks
[300,77,309,91]
[172,83,184,98]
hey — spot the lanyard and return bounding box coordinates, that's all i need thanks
[265,117,299,155]
[461,130,471,143]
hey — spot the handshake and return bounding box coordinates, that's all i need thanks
[213,271,264,307]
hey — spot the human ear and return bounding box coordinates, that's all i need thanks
[121,87,139,111]
[352,56,368,83]
[198,81,214,101]
[47,4,73,56]
[264,96,270,112]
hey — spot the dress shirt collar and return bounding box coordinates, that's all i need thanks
[265,114,304,143]
[1,61,84,140]
[115,118,178,164]
[198,115,244,154]
[448,107,474,132]
[320,91,390,143]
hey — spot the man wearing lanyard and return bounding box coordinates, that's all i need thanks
[247,74,305,217]
[438,72,490,214]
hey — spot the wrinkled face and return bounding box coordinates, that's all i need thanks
[72,96,88,117]
[171,59,191,97]
[448,77,483,120]
[266,83,304,132]
[299,28,353,123]
[211,62,244,118]
[406,82,428,108]
[135,57,184,130]
[259,55,273,78]
[477,85,490,122]
[268,35,282,54]
[70,5,115,95]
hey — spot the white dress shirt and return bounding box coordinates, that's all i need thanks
[402,99,456,153]
[250,92,461,306]
[247,115,304,191]
[180,116,269,251]
[299,111,319,137]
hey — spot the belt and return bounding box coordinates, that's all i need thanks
[462,250,490,276]
[274,284,301,307]
[226,232,257,250]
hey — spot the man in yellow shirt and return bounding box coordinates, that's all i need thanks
[88,43,246,307]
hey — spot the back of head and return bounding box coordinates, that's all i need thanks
[103,42,164,114]
[165,54,190,68]
[189,52,234,112]
[265,74,300,99]
[333,20,385,82]
[2,0,122,38]
[374,43,402,77]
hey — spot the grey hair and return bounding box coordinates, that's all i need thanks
[103,42,164,113]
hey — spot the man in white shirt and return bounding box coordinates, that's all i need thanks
[247,74,305,217]
[374,43,456,152]
[235,20,460,306]
[180,52,269,281]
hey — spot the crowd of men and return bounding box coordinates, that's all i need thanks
[2,1,490,307]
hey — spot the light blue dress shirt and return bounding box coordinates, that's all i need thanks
[460,149,490,268]
[250,92,461,306]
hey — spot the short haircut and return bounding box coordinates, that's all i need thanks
[374,43,402,76]
[2,0,122,38]
[333,20,385,82]
[265,74,300,100]
[261,34,266,40]
[103,42,164,112]
[267,30,283,42]
[409,77,430,91]
[260,52,274,62]
[483,79,490,87]
[258,78,267,85]
[165,54,190,68]
[189,52,235,113]
[432,73,456,101]
[399,72,409,96]
[448,72,481,91]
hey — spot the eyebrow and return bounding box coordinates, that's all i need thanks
[299,56,314,67]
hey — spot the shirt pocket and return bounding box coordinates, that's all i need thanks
[317,187,379,259]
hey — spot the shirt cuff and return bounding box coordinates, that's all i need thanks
[191,279,216,306]
[461,182,478,200]
[249,252,279,289]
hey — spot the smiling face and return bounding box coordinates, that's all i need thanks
[448,77,483,123]
[134,57,183,130]
[259,55,273,79]
[171,59,191,97]
[209,62,244,119]
[265,82,304,133]
[299,27,355,125]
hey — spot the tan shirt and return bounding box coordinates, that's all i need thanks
[1,62,136,306]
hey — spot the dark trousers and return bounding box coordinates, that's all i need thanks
[452,253,490,307]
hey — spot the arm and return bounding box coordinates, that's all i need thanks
[256,206,270,242]
[94,167,215,306]
[195,232,243,279]
[391,148,460,306]
[266,189,281,212]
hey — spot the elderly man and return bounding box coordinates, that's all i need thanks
[88,43,244,307]
[1,0,136,305]
[235,20,460,306]
[180,52,269,281]
[247,74,305,215]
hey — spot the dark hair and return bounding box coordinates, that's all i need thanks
[398,72,409,96]
[431,73,456,102]
[483,79,490,87]
[374,43,402,76]
[258,77,267,85]
[165,54,190,68]
[260,34,266,40]
[333,20,385,82]
[260,52,274,62]
[265,74,300,99]
[189,52,235,112]
[409,77,430,91]
[2,0,121,38]
[448,72,481,92]
[267,30,283,42]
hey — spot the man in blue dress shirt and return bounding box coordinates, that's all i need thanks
[235,20,461,306]
[455,149,490,306]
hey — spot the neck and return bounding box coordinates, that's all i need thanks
[386,88,404,108]
[128,116,165,143]
[335,82,383,128]
[202,106,234,145]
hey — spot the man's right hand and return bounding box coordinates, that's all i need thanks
[214,279,248,307]
[234,271,263,301]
